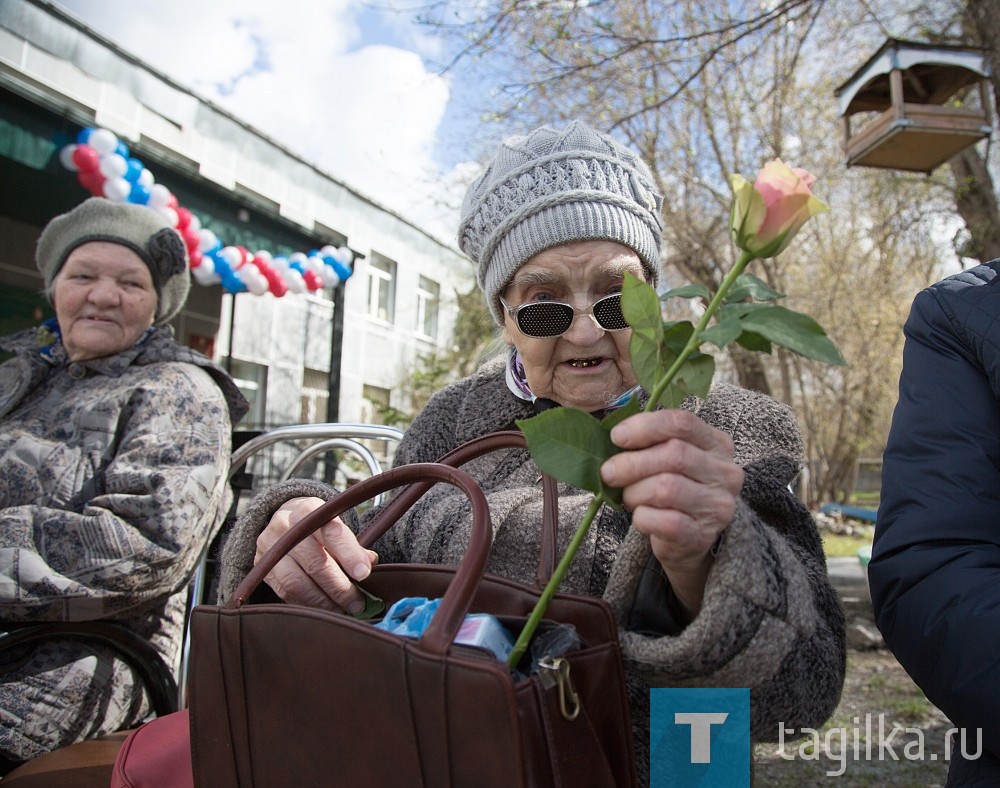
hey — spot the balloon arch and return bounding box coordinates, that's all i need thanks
[58,126,354,297]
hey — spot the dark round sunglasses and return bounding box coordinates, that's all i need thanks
[499,293,629,338]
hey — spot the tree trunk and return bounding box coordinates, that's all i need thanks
[729,346,772,395]
[948,148,1000,262]
[952,1,1000,263]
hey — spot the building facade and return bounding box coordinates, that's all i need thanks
[0,0,476,433]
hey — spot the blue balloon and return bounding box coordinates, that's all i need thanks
[125,157,144,183]
[221,272,247,294]
[331,259,352,281]
[128,182,151,205]
[115,140,130,160]
[76,127,93,145]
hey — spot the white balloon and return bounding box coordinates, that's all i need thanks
[102,177,131,202]
[186,213,201,233]
[59,145,79,172]
[319,245,337,257]
[218,246,242,267]
[192,261,219,285]
[198,256,216,276]
[138,168,155,188]
[88,128,119,156]
[198,229,219,252]
[156,206,179,227]
[282,268,306,294]
[99,153,128,180]
[148,183,172,208]
[319,266,340,288]
[333,246,354,266]
[244,268,269,295]
[253,250,273,264]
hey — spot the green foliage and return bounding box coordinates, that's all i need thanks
[714,303,848,365]
[516,405,630,508]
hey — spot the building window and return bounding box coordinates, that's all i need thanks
[366,253,396,323]
[228,359,267,428]
[300,368,329,424]
[416,275,440,340]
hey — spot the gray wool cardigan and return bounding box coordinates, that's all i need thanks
[219,357,846,780]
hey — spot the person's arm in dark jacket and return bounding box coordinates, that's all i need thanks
[871,282,1000,759]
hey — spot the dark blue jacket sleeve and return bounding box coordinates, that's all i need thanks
[871,274,1000,759]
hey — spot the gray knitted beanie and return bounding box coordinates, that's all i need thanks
[458,120,663,324]
[37,197,191,325]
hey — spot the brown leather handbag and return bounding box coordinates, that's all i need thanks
[188,433,637,787]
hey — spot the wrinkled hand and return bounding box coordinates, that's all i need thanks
[254,497,378,613]
[599,409,744,616]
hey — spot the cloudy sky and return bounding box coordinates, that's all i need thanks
[53,0,482,245]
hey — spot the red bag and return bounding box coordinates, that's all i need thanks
[110,709,193,788]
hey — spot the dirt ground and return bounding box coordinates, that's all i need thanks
[754,647,958,787]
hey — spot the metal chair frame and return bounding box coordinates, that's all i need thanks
[176,422,404,707]
[0,423,405,718]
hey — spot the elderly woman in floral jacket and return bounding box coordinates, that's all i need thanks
[0,198,248,771]
[219,121,845,784]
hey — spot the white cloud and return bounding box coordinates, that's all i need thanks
[54,0,466,243]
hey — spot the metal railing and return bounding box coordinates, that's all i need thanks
[177,422,405,707]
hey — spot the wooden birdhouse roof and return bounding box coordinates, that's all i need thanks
[836,38,991,117]
[834,38,994,173]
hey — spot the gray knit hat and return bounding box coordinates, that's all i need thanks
[458,120,663,324]
[37,197,191,325]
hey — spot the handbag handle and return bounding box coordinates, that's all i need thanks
[360,430,559,586]
[227,463,493,657]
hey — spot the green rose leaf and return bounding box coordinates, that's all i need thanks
[516,408,618,495]
[621,272,662,332]
[661,320,696,351]
[628,328,663,395]
[600,392,642,432]
[352,582,386,619]
[723,273,786,304]
[629,320,692,396]
[736,304,847,365]
[656,352,715,408]
[700,312,744,349]
[735,330,773,353]
[662,283,712,301]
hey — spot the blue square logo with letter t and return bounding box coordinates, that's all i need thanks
[649,687,750,787]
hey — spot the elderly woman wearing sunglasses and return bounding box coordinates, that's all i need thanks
[218,120,846,782]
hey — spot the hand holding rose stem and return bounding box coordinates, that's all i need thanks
[506,160,844,669]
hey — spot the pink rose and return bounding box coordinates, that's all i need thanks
[729,160,828,258]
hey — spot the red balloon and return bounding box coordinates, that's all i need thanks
[72,144,100,173]
[181,226,200,251]
[303,270,323,291]
[77,169,106,195]
[235,246,250,267]
[175,207,192,230]
[166,193,179,210]
[188,248,203,268]
[268,276,288,298]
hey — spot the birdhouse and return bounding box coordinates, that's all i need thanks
[835,39,994,173]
